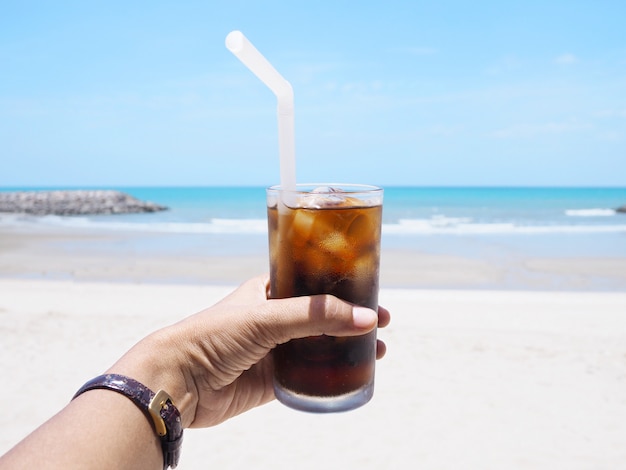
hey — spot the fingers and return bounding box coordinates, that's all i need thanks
[223,275,390,330]
[257,297,389,360]
[377,305,391,328]
[376,339,387,360]
[252,294,376,347]
[352,306,379,329]
[218,276,391,351]
[376,306,390,360]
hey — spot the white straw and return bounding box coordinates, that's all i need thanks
[225,31,296,191]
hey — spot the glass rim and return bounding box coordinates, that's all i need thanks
[267,183,382,194]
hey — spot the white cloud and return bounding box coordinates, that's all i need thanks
[490,120,592,138]
[290,62,342,84]
[389,46,438,56]
[595,130,625,141]
[406,46,438,56]
[484,55,524,75]
[336,80,388,94]
[555,53,579,65]
[593,108,626,119]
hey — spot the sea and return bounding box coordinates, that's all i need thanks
[1,186,626,260]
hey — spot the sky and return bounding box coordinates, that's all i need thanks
[1,0,625,187]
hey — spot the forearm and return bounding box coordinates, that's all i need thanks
[0,390,162,470]
[0,327,194,470]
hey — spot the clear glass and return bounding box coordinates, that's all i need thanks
[266,184,383,412]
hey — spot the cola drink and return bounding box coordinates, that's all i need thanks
[267,184,383,412]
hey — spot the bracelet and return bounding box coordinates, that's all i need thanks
[73,374,183,469]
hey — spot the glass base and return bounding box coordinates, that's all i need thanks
[274,380,374,413]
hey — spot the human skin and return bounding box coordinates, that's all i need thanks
[0,275,390,469]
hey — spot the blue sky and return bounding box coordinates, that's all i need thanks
[1,0,625,187]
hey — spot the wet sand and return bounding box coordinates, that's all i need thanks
[1,228,625,290]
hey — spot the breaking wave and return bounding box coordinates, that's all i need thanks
[2,213,625,236]
[565,208,617,217]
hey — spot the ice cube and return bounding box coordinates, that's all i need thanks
[351,252,379,297]
[347,214,371,239]
[289,209,317,248]
[319,231,350,255]
[301,186,346,208]
[310,186,341,194]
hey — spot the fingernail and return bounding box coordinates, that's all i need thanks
[352,306,377,328]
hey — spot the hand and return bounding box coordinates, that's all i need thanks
[0,275,391,469]
[109,274,390,428]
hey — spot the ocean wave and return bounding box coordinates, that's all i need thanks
[384,218,626,235]
[2,213,625,236]
[565,208,617,217]
[0,213,269,234]
[83,219,270,234]
[87,218,269,234]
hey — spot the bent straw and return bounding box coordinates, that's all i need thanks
[225,30,296,192]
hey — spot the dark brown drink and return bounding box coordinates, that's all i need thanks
[267,184,383,412]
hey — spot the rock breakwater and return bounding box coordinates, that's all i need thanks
[0,190,168,216]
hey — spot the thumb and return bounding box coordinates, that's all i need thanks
[255,294,378,347]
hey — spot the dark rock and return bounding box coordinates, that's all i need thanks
[0,190,168,216]
[616,205,626,214]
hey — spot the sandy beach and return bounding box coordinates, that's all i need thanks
[1,226,626,469]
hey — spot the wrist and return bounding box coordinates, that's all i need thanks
[72,374,184,469]
[106,326,199,428]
